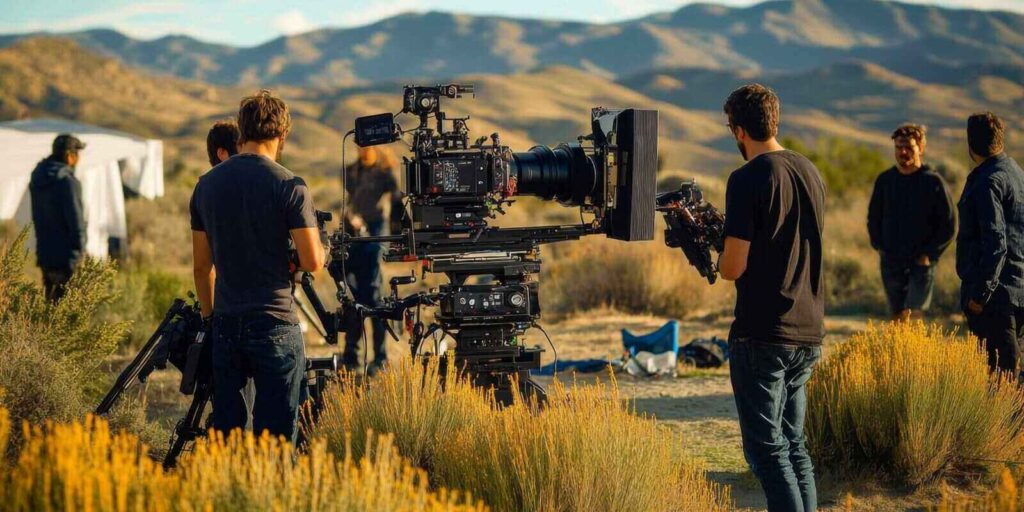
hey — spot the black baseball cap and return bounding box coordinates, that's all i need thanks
[52,133,86,155]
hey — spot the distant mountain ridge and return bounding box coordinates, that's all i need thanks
[1,0,1022,88]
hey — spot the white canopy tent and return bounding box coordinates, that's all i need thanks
[0,119,164,258]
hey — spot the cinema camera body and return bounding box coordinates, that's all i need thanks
[304,84,659,403]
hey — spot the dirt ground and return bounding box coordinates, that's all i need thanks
[116,310,972,511]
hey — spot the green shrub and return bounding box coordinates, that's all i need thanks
[807,322,1024,486]
[783,136,888,200]
[102,266,189,349]
[0,230,128,429]
[313,359,733,512]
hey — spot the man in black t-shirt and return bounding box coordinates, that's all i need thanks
[719,84,826,512]
[190,90,325,443]
[868,124,956,321]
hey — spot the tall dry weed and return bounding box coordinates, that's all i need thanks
[935,468,1023,511]
[0,406,486,512]
[807,322,1024,485]
[314,358,732,512]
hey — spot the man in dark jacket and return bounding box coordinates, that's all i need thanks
[29,134,87,302]
[957,112,1024,375]
[868,124,956,321]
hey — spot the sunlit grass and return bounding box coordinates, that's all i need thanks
[807,321,1024,485]
[0,406,486,511]
[314,358,733,512]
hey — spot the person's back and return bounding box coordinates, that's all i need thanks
[728,150,825,344]
[190,90,324,443]
[191,154,310,323]
[717,84,825,512]
[29,134,87,301]
[957,112,1024,373]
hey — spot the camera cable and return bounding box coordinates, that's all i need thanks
[531,322,558,380]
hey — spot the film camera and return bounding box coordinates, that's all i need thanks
[304,84,659,403]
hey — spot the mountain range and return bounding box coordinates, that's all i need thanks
[1,0,1022,88]
[0,0,1021,177]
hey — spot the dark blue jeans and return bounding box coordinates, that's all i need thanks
[730,338,821,512]
[212,313,305,443]
[343,219,388,366]
[880,257,935,316]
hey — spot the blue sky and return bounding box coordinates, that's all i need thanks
[1,0,1021,47]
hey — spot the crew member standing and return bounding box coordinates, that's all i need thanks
[190,90,325,442]
[957,112,1024,375]
[30,134,88,302]
[341,145,403,375]
[206,119,239,167]
[868,124,956,321]
[718,84,826,512]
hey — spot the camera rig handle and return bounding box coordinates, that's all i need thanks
[657,180,726,285]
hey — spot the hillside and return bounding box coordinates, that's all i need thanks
[1,0,1022,88]
[0,38,744,178]
[622,60,1024,156]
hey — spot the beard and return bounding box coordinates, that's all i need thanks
[736,139,749,161]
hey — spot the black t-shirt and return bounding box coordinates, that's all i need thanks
[190,154,317,323]
[724,150,826,345]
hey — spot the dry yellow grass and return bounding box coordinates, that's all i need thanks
[935,468,1023,511]
[313,358,733,512]
[0,406,486,511]
[807,322,1024,486]
[542,236,733,320]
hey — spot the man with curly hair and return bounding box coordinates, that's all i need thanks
[868,124,956,321]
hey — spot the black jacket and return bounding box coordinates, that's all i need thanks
[867,165,956,261]
[957,154,1024,308]
[29,157,86,270]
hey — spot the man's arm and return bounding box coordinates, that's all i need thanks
[720,237,751,281]
[921,175,957,261]
[192,230,215,319]
[867,176,884,252]
[969,178,1007,308]
[286,177,325,271]
[291,227,326,271]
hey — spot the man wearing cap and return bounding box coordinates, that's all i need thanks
[29,134,87,302]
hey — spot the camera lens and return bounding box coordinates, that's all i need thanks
[512,142,597,206]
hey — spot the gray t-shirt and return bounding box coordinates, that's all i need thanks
[190,154,317,323]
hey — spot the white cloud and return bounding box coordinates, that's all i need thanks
[273,9,315,36]
[335,0,422,27]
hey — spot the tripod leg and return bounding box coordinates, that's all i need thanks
[163,385,211,469]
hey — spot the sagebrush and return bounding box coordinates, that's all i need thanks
[313,358,732,512]
[807,322,1024,485]
[0,405,486,512]
[0,230,127,429]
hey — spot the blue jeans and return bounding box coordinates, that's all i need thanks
[212,313,306,443]
[343,219,388,365]
[730,338,821,512]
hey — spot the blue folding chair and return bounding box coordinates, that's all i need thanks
[622,320,680,356]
